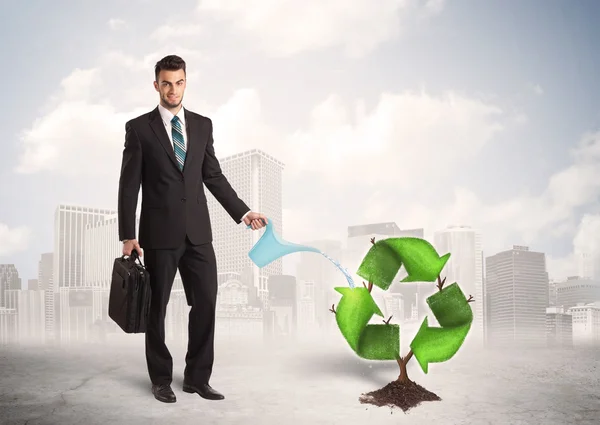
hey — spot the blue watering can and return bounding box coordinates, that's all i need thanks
[246,218,355,288]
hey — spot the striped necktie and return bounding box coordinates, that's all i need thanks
[171,115,186,170]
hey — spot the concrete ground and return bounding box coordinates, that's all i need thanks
[0,334,599,424]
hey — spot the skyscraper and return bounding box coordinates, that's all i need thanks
[53,204,115,341]
[3,289,46,345]
[37,253,53,337]
[0,265,22,345]
[0,264,21,308]
[555,276,600,309]
[206,149,284,305]
[434,225,484,342]
[54,204,116,292]
[485,245,549,347]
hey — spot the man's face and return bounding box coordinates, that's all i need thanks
[154,69,186,109]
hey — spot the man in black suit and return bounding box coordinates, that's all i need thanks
[117,54,267,404]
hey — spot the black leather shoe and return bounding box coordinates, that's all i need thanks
[152,384,176,403]
[182,381,225,400]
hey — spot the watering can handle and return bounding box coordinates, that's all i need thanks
[245,218,268,229]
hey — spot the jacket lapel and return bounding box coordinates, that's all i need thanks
[183,108,197,174]
[149,107,181,172]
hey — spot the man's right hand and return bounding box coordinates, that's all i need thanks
[123,239,143,257]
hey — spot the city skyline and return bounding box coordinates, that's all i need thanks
[0,157,596,353]
[1,171,599,349]
[0,177,600,290]
[2,201,600,349]
[1,174,597,290]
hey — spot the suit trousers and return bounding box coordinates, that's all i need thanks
[143,235,218,387]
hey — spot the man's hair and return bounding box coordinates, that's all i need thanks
[154,55,186,81]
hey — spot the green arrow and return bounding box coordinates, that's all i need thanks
[409,282,473,374]
[356,237,451,290]
[334,287,400,360]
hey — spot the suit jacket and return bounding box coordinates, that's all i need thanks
[117,106,250,249]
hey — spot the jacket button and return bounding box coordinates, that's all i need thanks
[181,197,186,202]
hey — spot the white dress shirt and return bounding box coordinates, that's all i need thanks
[157,103,251,223]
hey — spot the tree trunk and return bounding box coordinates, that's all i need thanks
[396,350,414,384]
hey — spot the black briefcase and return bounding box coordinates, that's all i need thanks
[108,250,152,333]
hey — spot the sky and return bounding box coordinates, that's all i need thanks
[1,0,599,286]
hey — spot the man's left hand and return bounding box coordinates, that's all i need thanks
[243,212,268,230]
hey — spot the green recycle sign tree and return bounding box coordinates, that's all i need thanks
[330,236,475,411]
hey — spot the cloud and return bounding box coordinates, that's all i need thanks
[13,61,149,176]
[13,50,205,176]
[573,213,600,255]
[423,0,445,16]
[150,24,203,41]
[358,131,600,278]
[528,83,544,95]
[208,89,280,157]
[14,101,138,176]
[545,254,575,282]
[108,18,126,30]
[196,0,445,57]
[279,90,504,187]
[173,88,503,194]
[546,213,600,280]
[21,49,507,190]
[0,223,31,257]
[189,88,507,240]
[514,112,528,125]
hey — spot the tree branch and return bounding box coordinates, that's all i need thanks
[467,295,474,303]
[329,304,336,314]
[436,275,446,292]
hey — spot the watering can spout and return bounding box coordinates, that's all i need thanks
[247,218,319,268]
[247,218,355,288]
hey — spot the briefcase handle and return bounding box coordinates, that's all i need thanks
[123,249,145,268]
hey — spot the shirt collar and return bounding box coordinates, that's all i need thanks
[158,103,186,126]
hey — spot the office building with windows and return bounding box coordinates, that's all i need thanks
[206,149,284,307]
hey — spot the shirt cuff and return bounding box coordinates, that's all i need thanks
[240,210,251,222]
